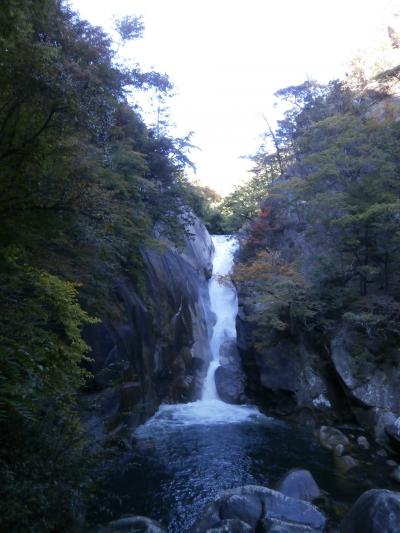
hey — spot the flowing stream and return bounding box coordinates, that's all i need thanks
[99,236,363,531]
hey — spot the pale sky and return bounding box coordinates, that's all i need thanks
[71,0,397,195]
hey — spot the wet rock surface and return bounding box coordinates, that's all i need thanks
[341,489,400,533]
[214,366,247,404]
[81,217,215,443]
[99,515,166,532]
[214,340,248,404]
[275,469,321,502]
[192,485,326,532]
[317,426,350,452]
[385,423,400,454]
[205,519,252,532]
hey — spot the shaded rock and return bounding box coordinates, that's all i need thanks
[206,519,252,532]
[260,518,322,532]
[341,489,400,532]
[82,216,215,441]
[367,409,397,443]
[192,485,326,532]
[215,366,246,404]
[331,328,400,413]
[219,493,262,527]
[377,449,388,457]
[330,328,400,441]
[100,515,166,532]
[385,424,400,454]
[335,444,344,457]
[356,436,369,450]
[390,466,400,483]
[335,455,359,473]
[275,469,321,502]
[120,381,142,411]
[219,340,241,367]
[317,426,350,452]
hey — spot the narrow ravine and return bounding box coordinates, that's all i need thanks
[99,236,358,531]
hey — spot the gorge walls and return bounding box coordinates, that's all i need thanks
[81,217,215,444]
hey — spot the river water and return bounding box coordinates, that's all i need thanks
[98,236,365,531]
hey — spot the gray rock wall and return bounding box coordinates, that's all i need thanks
[80,218,214,443]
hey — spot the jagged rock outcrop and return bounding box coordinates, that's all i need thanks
[81,217,214,443]
[236,307,343,426]
[191,485,326,532]
[330,326,400,442]
[236,211,400,443]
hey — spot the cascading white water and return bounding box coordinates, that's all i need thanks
[107,246,339,533]
[202,235,238,400]
[136,235,266,433]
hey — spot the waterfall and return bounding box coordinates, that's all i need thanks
[136,235,264,431]
[202,235,238,400]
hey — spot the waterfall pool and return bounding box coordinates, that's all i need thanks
[93,236,380,531]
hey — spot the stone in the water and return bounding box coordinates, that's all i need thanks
[317,426,350,452]
[191,485,326,532]
[377,449,388,457]
[219,340,241,366]
[214,366,247,405]
[219,494,262,527]
[206,519,252,532]
[386,459,398,467]
[335,444,344,457]
[335,455,359,473]
[356,436,370,450]
[341,489,400,532]
[100,515,166,532]
[275,469,321,502]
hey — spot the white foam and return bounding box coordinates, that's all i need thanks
[202,235,238,400]
[136,400,270,437]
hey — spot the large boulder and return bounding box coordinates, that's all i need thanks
[317,426,350,452]
[215,340,247,404]
[99,515,166,532]
[385,422,400,454]
[215,366,247,404]
[82,216,215,440]
[330,327,400,440]
[275,469,321,502]
[341,489,400,532]
[235,315,333,422]
[191,485,326,532]
[205,519,252,532]
[219,340,241,367]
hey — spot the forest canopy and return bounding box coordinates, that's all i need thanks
[0,1,204,529]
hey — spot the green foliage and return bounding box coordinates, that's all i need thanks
[234,250,323,346]
[235,73,400,358]
[179,182,227,234]
[219,174,273,232]
[0,1,203,529]
[0,248,97,531]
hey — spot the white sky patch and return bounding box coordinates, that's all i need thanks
[70,0,397,195]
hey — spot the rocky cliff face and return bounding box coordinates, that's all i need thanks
[236,301,346,427]
[81,218,214,445]
[235,211,400,446]
[237,288,400,443]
